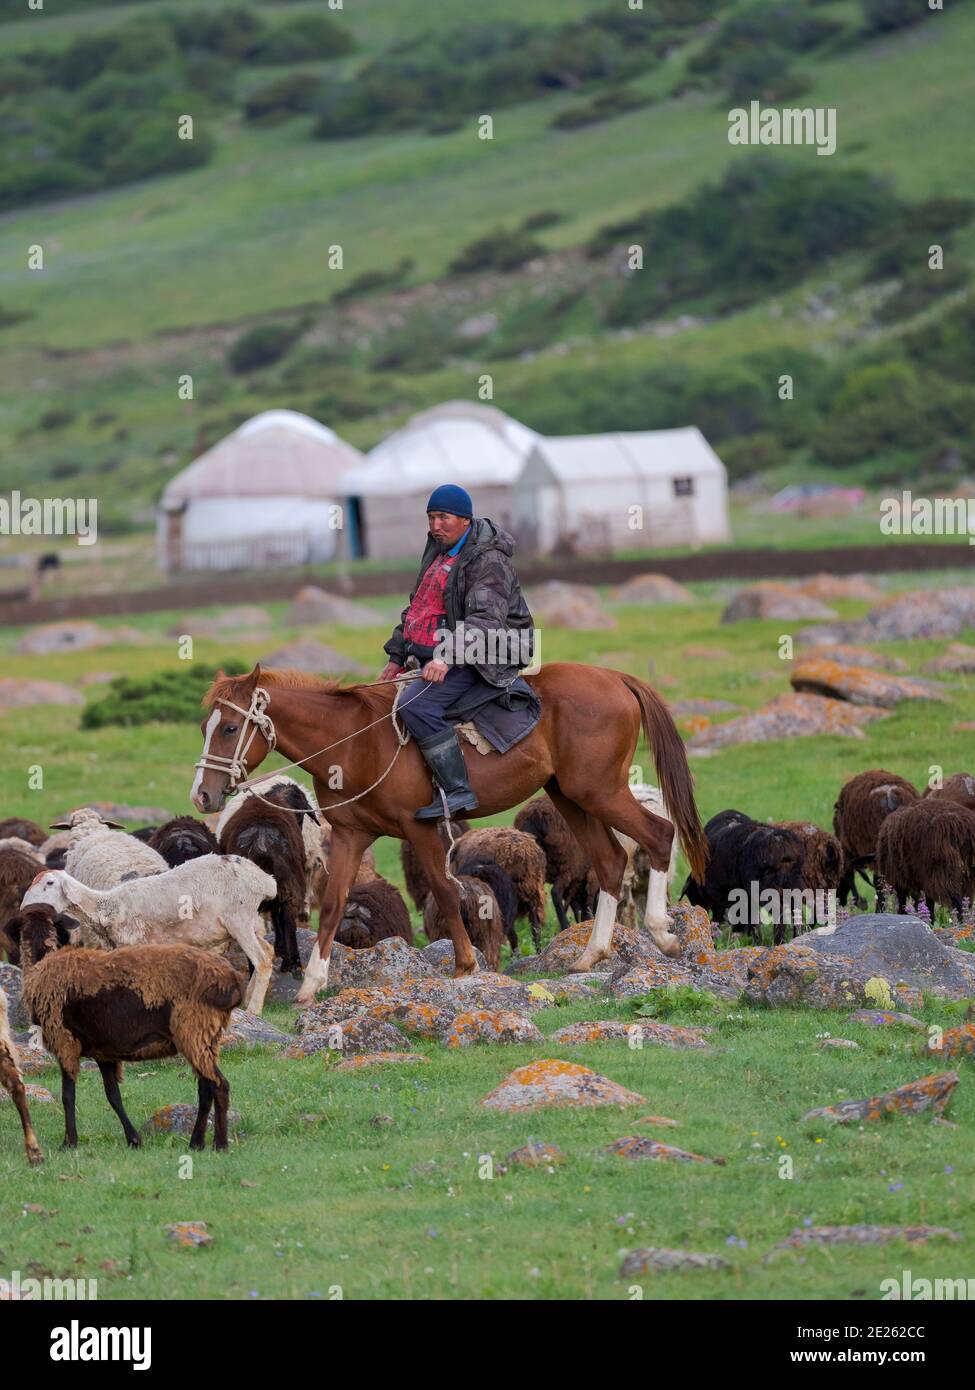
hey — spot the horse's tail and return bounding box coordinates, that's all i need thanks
[619,674,708,884]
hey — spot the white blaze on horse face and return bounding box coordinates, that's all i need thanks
[191,708,221,809]
[296,942,329,1006]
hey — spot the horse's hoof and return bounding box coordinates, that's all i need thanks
[452,962,477,978]
[27,1148,44,1166]
[569,952,602,973]
[655,932,682,959]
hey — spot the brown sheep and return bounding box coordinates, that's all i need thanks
[0,817,46,847]
[148,816,219,867]
[779,821,844,895]
[400,819,470,912]
[1,986,43,1165]
[218,798,306,976]
[8,903,244,1151]
[876,798,975,916]
[423,873,504,971]
[833,769,920,906]
[0,847,45,948]
[514,797,597,934]
[453,826,548,951]
[924,773,975,812]
[336,877,414,950]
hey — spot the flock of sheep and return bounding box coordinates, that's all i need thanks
[1,766,972,1167]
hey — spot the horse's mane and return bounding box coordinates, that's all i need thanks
[203,666,391,713]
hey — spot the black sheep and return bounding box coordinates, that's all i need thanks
[681,809,807,943]
[218,800,306,976]
[149,816,219,868]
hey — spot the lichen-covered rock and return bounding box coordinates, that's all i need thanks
[802,1071,958,1124]
[439,973,540,1014]
[796,574,883,602]
[819,1038,859,1050]
[327,936,433,991]
[481,1059,644,1112]
[790,658,946,708]
[445,1010,543,1047]
[768,1224,961,1255]
[864,587,975,641]
[606,1136,725,1165]
[847,1008,926,1031]
[0,1083,53,1104]
[620,1248,729,1276]
[798,643,906,672]
[924,1024,975,1060]
[165,1222,212,1248]
[525,975,610,1002]
[613,573,695,605]
[609,961,697,997]
[335,1052,429,1071]
[690,692,888,750]
[503,1140,566,1169]
[722,584,837,624]
[520,921,662,977]
[287,1016,409,1057]
[10,1035,52,1075]
[221,1010,291,1050]
[924,643,975,674]
[669,902,715,958]
[142,1104,243,1138]
[0,965,27,1032]
[420,940,488,975]
[379,1001,457,1040]
[551,1019,710,1049]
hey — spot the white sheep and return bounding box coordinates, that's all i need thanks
[217,773,325,918]
[51,808,167,890]
[23,854,277,1015]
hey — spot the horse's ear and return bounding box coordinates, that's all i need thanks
[253,663,263,680]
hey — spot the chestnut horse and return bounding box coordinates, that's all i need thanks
[190,663,707,1005]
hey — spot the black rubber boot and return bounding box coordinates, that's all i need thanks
[414,729,479,820]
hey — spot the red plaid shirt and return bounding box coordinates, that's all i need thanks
[402,552,457,651]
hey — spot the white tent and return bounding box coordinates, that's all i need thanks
[339,401,539,559]
[513,427,730,554]
[157,410,364,572]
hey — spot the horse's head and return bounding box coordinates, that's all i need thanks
[191,665,275,814]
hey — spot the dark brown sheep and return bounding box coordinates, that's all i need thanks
[149,816,220,868]
[453,826,547,951]
[1,987,43,1165]
[8,903,244,1152]
[400,819,470,912]
[0,817,46,847]
[218,799,305,976]
[336,877,414,950]
[924,773,975,813]
[422,873,505,972]
[514,797,597,933]
[833,769,920,906]
[681,810,807,944]
[779,821,844,895]
[876,798,975,916]
[0,847,45,947]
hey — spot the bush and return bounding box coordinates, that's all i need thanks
[228,322,303,373]
[248,12,355,64]
[82,662,247,730]
[521,209,564,231]
[718,432,789,479]
[331,257,414,303]
[244,71,320,123]
[552,85,652,129]
[862,0,932,32]
[38,408,77,431]
[724,46,811,104]
[449,227,544,274]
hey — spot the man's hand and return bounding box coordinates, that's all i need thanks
[421,658,449,683]
[378,661,402,681]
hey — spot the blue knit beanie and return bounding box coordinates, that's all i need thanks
[426,484,473,518]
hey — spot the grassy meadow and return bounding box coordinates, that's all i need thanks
[1,576,974,1299]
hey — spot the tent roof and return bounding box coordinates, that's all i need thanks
[523,428,726,483]
[161,410,364,506]
[339,401,539,497]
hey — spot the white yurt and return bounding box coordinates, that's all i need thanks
[339,401,540,560]
[513,427,730,554]
[157,410,364,572]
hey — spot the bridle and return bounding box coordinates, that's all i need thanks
[194,686,277,790]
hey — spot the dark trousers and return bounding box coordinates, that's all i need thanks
[397,664,482,742]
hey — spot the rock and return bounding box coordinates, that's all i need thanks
[524,975,610,1001]
[16,621,108,654]
[796,644,907,672]
[221,1010,291,1050]
[0,1083,53,1104]
[259,639,368,676]
[142,1104,243,1138]
[0,678,84,709]
[620,1248,729,1276]
[802,1071,958,1124]
[287,1016,409,1057]
[809,915,975,998]
[635,1114,678,1128]
[670,698,742,717]
[327,937,432,991]
[924,1023,975,1059]
[335,1052,429,1070]
[789,658,946,708]
[864,587,975,641]
[743,930,956,1012]
[168,606,271,637]
[924,643,975,674]
[380,1001,458,1041]
[10,1035,51,1075]
[819,1038,859,1049]
[613,574,694,605]
[79,671,119,685]
[285,586,386,627]
[481,1059,644,1112]
[606,1136,725,1164]
[0,965,27,1031]
[444,1009,543,1046]
[847,1009,926,1031]
[457,312,498,339]
[523,581,616,631]
[513,921,662,977]
[690,691,889,750]
[503,1141,566,1169]
[421,940,489,975]
[721,584,837,624]
[165,1222,212,1248]
[551,1019,710,1049]
[608,961,697,997]
[796,574,883,602]
[767,1224,960,1256]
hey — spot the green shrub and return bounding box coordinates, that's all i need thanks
[521,209,564,231]
[862,0,932,32]
[449,227,544,274]
[718,432,789,479]
[248,12,355,64]
[552,85,652,129]
[82,662,248,730]
[244,71,320,123]
[228,322,303,373]
[332,257,415,303]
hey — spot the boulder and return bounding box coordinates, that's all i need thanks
[443,1009,543,1046]
[620,1248,729,1276]
[285,586,386,627]
[523,581,616,630]
[327,936,433,991]
[613,574,694,605]
[221,1010,291,1050]
[924,643,975,674]
[796,574,883,602]
[287,1016,409,1057]
[809,914,975,998]
[802,1071,958,1124]
[551,1019,710,1049]
[864,588,975,641]
[0,678,84,709]
[0,965,27,1031]
[507,921,661,977]
[259,639,368,676]
[481,1059,644,1112]
[721,584,837,624]
[795,644,907,672]
[689,692,888,750]
[142,1104,243,1138]
[789,659,946,708]
[421,940,489,975]
[606,1136,725,1164]
[525,975,611,1001]
[16,621,108,654]
[767,1225,960,1256]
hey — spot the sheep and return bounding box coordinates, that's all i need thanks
[779,821,843,895]
[514,797,598,934]
[38,829,74,870]
[336,877,414,950]
[0,817,46,847]
[876,798,975,916]
[400,819,470,912]
[833,769,920,906]
[218,799,306,976]
[8,903,243,1152]
[0,836,43,862]
[0,845,46,940]
[217,774,323,920]
[681,809,808,943]
[22,855,276,1014]
[924,773,975,813]
[422,872,506,972]
[149,816,220,868]
[453,826,548,951]
[53,808,168,890]
[1,985,44,1165]
[130,825,161,843]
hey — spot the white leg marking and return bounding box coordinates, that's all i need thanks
[645,869,670,931]
[295,942,330,1006]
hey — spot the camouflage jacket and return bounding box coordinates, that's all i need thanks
[384,518,534,687]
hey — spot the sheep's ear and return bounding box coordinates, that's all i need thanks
[101,820,126,830]
[53,913,79,946]
[47,819,73,830]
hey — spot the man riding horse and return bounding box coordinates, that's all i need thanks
[377,484,538,820]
